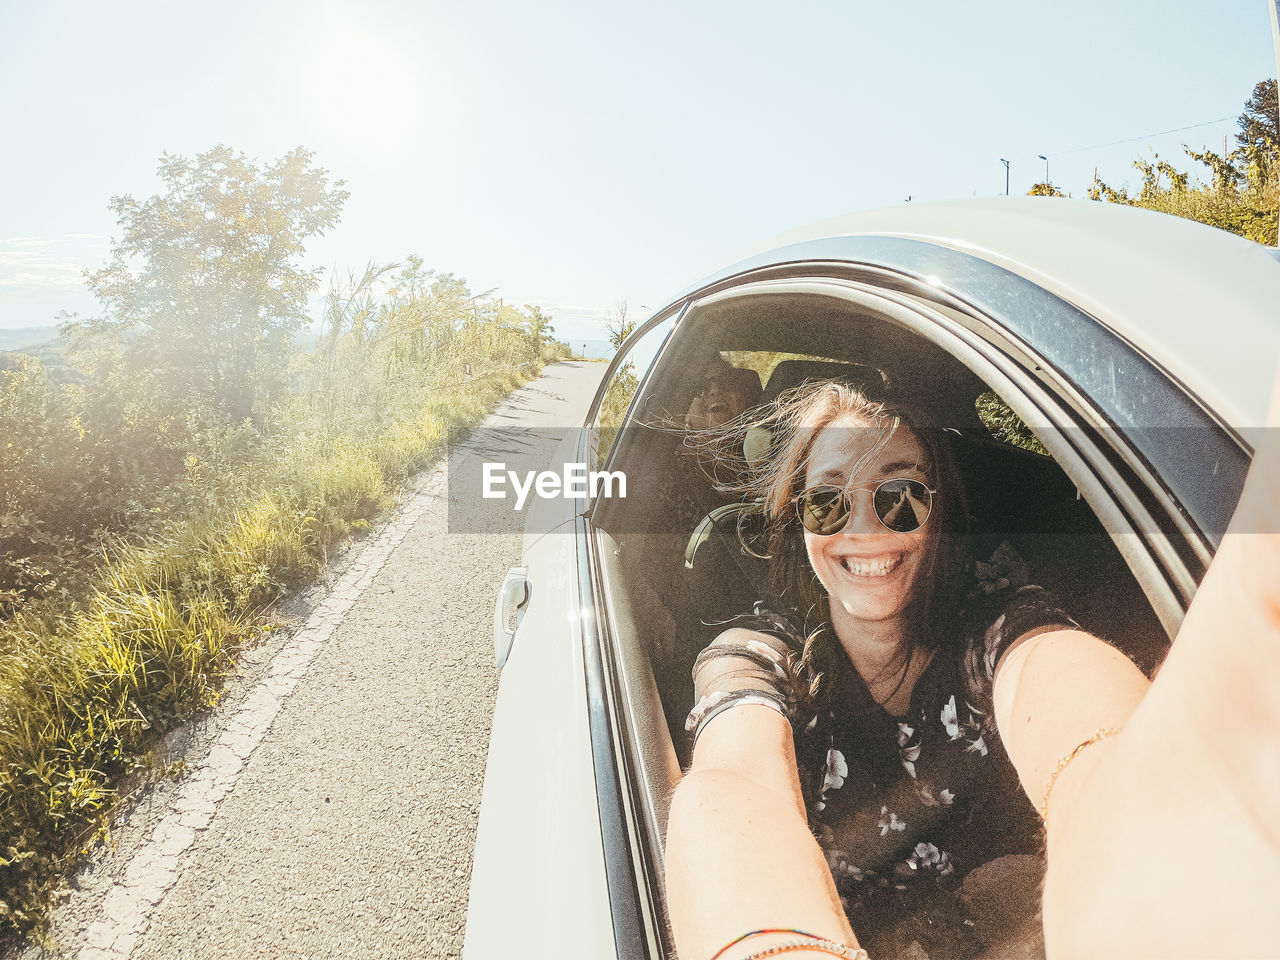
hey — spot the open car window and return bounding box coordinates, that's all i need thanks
[586,280,1178,960]
[590,313,676,471]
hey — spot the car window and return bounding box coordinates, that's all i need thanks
[588,285,1175,959]
[975,389,1049,455]
[591,313,676,469]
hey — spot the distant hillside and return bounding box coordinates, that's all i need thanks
[0,339,81,385]
[0,327,59,352]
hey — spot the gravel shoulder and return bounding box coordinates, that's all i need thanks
[20,362,606,960]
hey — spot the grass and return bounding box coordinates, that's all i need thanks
[0,351,552,943]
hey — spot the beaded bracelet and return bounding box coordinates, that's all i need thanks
[1040,726,1121,822]
[710,928,867,960]
[735,938,869,959]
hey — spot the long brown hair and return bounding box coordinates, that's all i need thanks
[694,380,971,695]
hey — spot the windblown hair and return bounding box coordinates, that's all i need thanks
[689,380,971,700]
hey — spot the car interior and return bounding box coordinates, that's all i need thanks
[586,286,1173,960]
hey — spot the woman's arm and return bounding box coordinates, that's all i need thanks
[667,705,857,960]
[666,628,859,959]
[992,368,1280,958]
[991,628,1149,820]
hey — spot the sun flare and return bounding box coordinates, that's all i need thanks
[297,7,426,169]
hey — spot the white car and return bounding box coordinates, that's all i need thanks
[464,198,1280,959]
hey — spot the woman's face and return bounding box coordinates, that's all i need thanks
[801,414,934,629]
[685,370,752,428]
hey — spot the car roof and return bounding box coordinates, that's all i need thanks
[695,197,1280,431]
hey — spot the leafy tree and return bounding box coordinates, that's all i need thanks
[1027,182,1066,197]
[1089,79,1278,245]
[525,305,555,341]
[66,146,348,427]
[1235,79,1278,154]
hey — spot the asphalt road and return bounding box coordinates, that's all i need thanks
[25,361,608,960]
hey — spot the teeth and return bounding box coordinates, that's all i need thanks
[841,555,900,577]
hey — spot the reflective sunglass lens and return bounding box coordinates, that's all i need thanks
[873,479,931,532]
[800,487,847,535]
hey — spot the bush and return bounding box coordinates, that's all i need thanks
[0,258,559,940]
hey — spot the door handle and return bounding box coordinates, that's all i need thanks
[493,567,530,668]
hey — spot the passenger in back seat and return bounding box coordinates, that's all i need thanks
[649,359,765,746]
[683,358,764,431]
[654,358,764,536]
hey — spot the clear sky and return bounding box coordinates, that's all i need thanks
[2,0,1275,339]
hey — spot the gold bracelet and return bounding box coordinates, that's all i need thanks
[1040,726,1121,822]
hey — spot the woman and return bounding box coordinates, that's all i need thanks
[666,377,1280,960]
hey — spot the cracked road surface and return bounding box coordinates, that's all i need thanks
[25,362,606,960]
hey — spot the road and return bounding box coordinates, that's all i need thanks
[25,361,607,960]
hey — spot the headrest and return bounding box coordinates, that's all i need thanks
[744,426,773,466]
[742,361,889,467]
[761,359,888,404]
[716,364,764,401]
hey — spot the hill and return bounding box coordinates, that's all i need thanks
[0,327,59,352]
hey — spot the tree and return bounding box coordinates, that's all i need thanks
[68,145,348,426]
[1027,182,1066,197]
[1235,79,1278,154]
[605,298,635,350]
[525,305,554,341]
[1089,79,1278,245]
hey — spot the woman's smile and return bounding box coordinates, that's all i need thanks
[835,552,903,578]
[802,415,933,634]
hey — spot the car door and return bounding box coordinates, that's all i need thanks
[465,311,679,960]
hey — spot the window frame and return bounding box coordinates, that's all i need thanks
[578,258,1237,957]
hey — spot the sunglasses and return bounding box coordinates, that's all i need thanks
[697,375,744,397]
[796,479,936,535]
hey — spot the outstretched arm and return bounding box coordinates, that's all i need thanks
[667,705,857,960]
[993,368,1280,958]
[667,369,1280,959]
[666,628,858,959]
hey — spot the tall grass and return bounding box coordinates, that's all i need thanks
[0,263,568,940]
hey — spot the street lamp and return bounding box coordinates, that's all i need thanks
[1038,154,1049,185]
[999,158,1010,196]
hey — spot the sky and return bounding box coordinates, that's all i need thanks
[2,0,1276,341]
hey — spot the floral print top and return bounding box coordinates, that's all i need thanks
[686,546,1080,955]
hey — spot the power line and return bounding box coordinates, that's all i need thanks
[1050,115,1237,157]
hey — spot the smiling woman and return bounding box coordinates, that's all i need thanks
[801,418,935,634]
[670,379,1071,956]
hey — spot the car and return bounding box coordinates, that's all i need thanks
[462,197,1280,959]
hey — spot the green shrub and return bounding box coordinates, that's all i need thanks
[0,267,555,941]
